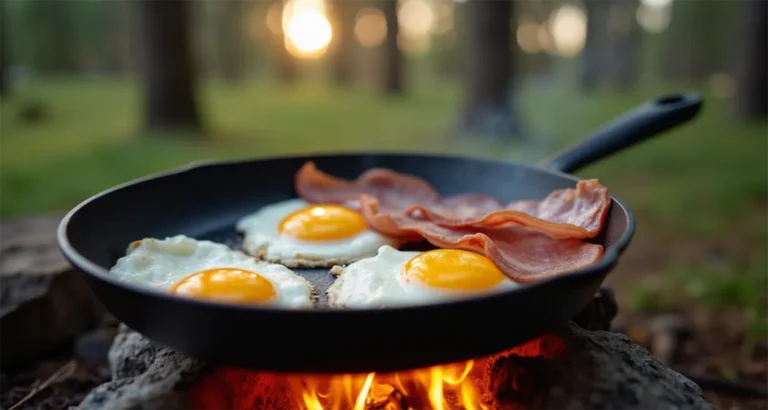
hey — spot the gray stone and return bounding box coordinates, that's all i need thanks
[0,214,105,368]
[490,323,714,409]
[79,314,713,409]
[78,325,205,410]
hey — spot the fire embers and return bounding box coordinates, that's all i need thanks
[190,334,566,410]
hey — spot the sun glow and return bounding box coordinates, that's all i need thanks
[282,0,333,58]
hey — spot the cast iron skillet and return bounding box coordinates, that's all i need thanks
[58,93,702,374]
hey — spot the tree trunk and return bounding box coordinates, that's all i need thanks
[25,0,78,72]
[609,0,641,89]
[271,0,297,84]
[330,0,355,86]
[580,0,610,92]
[277,38,298,83]
[380,0,403,95]
[136,0,202,133]
[0,0,9,96]
[113,0,137,74]
[731,0,767,120]
[659,0,732,83]
[216,0,246,83]
[460,0,521,138]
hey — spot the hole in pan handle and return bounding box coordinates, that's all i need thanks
[538,93,704,174]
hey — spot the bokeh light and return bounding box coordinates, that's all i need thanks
[516,20,541,54]
[398,0,435,39]
[354,7,387,48]
[282,0,333,58]
[640,0,673,8]
[548,4,587,58]
[431,0,454,35]
[392,0,435,55]
[537,25,556,55]
[636,3,672,33]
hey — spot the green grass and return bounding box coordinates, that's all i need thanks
[1,76,766,338]
[1,77,462,216]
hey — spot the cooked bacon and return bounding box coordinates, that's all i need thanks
[359,196,603,282]
[295,161,611,239]
[414,179,611,239]
[295,161,609,282]
[295,162,440,209]
[446,231,603,283]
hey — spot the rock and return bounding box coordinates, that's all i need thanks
[491,323,714,409]
[80,324,713,410]
[0,214,105,368]
[78,325,205,410]
[79,289,713,410]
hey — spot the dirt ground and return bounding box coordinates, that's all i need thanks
[0,359,110,410]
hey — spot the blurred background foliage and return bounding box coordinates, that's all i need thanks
[0,0,766,392]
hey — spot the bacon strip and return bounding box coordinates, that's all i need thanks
[358,196,603,282]
[295,161,611,240]
[413,179,611,239]
[295,162,440,209]
[294,161,609,281]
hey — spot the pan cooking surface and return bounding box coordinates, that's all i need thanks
[201,223,437,307]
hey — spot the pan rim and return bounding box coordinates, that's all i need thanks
[57,151,635,316]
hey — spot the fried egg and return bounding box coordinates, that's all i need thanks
[109,235,314,308]
[327,245,520,308]
[235,199,401,267]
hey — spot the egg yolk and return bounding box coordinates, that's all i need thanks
[170,268,277,305]
[401,249,506,290]
[278,204,367,241]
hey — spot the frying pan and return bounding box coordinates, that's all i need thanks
[58,93,702,374]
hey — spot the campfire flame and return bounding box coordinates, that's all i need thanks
[191,334,565,410]
[285,359,485,410]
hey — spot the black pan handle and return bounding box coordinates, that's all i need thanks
[539,93,703,174]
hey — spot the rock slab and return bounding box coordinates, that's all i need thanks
[79,287,714,409]
[0,214,104,368]
[491,324,715,409]
[78,324,204,410]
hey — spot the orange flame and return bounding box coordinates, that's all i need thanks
[190,334,565,410]
[285,359,487,410]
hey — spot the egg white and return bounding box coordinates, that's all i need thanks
[108,235,314,308]
[327,245,520,309]
[235,198,400,266]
